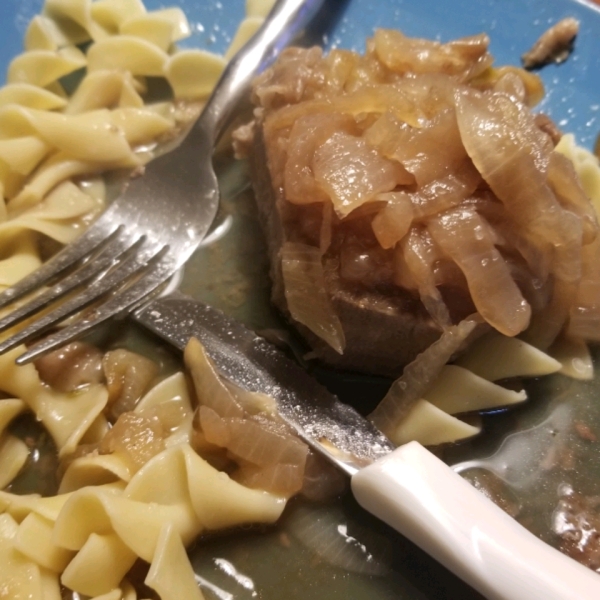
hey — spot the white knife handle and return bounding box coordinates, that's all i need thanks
[351,441,600,600]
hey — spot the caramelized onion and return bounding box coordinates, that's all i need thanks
[369,316,486,436]
[281,242,345,354]
[184,337,244,419]
[198,405,231,446]
[237,462,304,496]
[547,151,599,245]
[471,66,544,107]
[199,406,308,497]
[373,29,491,79]
[300,451,347,502]
[410,159,481,219]
[428,207,531,336]
[35,341,103,392]
[284,113,357,206]
[524,279,578,350]
[99,411,165,472]
[103,349,158,421]
[313,131,407,217]
[455,89,583,285]
[371,192,414,249]
[400,227,452,329]
[227,416,308,469]
[243,29,600,390]
[471,194,551,281]
[186,337,311,498]
[366,108,466,186]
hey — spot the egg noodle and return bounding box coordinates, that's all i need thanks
[0,1,288,599]
[1,1,600,599]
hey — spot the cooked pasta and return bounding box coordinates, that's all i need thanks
[0,1,288,596]
[0,0,243,288]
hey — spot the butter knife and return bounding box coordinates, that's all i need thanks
[134,291,600,600]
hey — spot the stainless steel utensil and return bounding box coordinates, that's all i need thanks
[133,291,600,600]
[0,0,324,365]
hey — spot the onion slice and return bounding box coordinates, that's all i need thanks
[455,89,583,285]
[281,242,345,354]
[373,29,492,79]
[427,207,531,336]
[186,337,311,498]
[284,112,357,205]
[547,151,599,245]
[369,315,487,436]
[400,227,452,329]
[313,131,407,218]
[184,337,244,418]
[371,191,414,249]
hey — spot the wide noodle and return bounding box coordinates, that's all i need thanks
[0,1,292,599]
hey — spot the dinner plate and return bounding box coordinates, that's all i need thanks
[3,0,600,598]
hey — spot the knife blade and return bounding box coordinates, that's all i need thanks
[133,291,600,600]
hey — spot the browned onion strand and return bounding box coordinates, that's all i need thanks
[400,227,452,329]
[285,113,357,206]
[547,151,599,244]
[373,29,492,79]
[523,279,578,350]
[280,242,346,354]
[226,416,308,468]
[367,108,468,187]
[471,194,552,281]
[99,411,166,472]
[454,90,584,286]
[369,316,487,436]
[313,131,408,217]
[408,159,481,220]
[300,451,347,501]
[103,348,159,420]
[371,191,414,249]
[428,207,531,336]
[185,337,314,498]
[35,341,104,393]
[185,338,244,419]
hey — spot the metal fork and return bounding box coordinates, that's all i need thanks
[0,0,323,365]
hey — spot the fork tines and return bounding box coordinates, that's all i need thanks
[0,214,174,364]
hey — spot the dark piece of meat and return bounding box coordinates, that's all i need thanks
[248,126,441,378]
[522,18,579,70]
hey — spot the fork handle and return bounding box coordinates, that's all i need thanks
[193,0,326,144]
